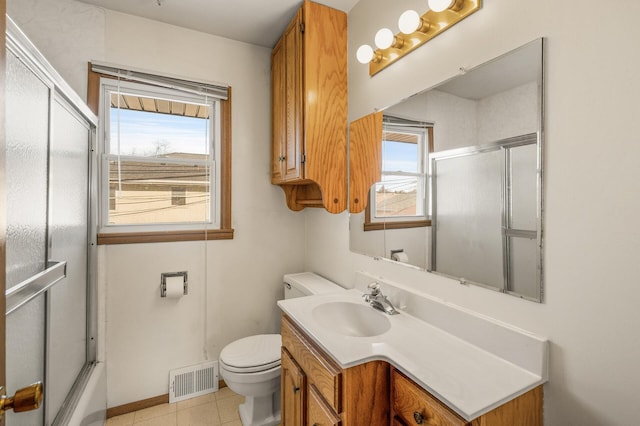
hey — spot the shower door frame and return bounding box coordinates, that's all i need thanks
[1,3,7,425]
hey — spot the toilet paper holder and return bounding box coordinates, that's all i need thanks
[390,249,404,258]
[160,271,188,297]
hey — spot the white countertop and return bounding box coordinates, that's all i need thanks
[278,289,547,421]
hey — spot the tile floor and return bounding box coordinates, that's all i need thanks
[105,387,244,426]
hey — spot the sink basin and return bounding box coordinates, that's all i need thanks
[311,301,392,337]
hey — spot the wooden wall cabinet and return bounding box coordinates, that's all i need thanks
[271,1,348,213]
[349,111,383,214]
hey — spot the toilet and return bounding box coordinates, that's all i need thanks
[219,272,345,426]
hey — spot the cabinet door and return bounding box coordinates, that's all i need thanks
[282,348,305,426]
[282,8,303,181]
[392,369,469,426]
[308,384,341,426]
[271,37,285,183]
[349,111,383,213]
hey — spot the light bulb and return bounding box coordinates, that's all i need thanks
[356,45,374,64]
[428,0,455,12]
[398,10,421,34]
[375,28,395,49]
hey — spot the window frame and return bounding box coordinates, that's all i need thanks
[364,126,433,231]
[100,78,220,231]
[87,66,233,244]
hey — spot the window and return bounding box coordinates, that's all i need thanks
[109,187,116,211]
[88,64,233,244]
[365,118,432,231]
[171,187,187,206]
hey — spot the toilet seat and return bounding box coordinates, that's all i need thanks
[220,334,281,374]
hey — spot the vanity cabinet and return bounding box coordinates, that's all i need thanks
[281,348,305,425]
[308,385,341,426]
[391,368,467,426]
[391,368,543,426]
[271,0,348,213]
[281,315,389,426]
[282,315,543,426]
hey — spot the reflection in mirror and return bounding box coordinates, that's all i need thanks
[349,38,544,301]
[374,117,430,226]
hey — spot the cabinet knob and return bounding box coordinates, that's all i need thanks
[413,410,424,424]
[279,155,286,161]
[293,385,300,393]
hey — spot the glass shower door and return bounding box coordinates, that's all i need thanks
[4,19,97,424]
[5,46,49,426]
[46,96,92,425]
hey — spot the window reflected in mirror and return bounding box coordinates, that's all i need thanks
[366,117,432,229]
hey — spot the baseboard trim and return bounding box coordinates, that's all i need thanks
[106,380,228,418]
[106,394,169,419]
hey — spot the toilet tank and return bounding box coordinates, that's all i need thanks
[283,272,345,299]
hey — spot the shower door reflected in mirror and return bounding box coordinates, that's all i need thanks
[349,38,544,301]
[432,134,539,299]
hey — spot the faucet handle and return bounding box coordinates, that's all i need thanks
[367,282,381,295]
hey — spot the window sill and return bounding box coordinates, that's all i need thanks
[97,228,234,245]
[364,220,431,232]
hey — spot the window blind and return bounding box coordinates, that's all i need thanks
[91,61,228,100]
[383,114,433,129]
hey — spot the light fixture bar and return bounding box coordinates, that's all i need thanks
[369,0,481,76]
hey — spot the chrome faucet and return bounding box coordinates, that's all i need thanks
[362,282,399,315]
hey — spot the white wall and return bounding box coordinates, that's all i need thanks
[101,10,307,407]
[477,81,538,144]
[9,0,307,408]
[7,0,104,101]
[306,0,640,424]
[349,212,429,269]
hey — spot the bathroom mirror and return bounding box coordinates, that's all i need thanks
[349,39,544,301]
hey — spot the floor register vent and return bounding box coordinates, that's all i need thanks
[169,361,219,403]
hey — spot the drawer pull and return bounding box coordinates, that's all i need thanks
[413,410,425,424]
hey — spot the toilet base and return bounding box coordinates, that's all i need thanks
[237,392,281,426]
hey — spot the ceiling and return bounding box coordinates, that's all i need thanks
[436,40,541,100]
[78,0,359,48]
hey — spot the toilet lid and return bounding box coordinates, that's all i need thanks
[220,334,281,373]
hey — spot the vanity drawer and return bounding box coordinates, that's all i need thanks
[281,315,342,413]
[308,384,341,426]
[391,369,468,426]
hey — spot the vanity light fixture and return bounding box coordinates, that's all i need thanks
[375,28,404,50]
[398,10,430,35]
[357,0,481,76]
[428,0,461,13]
[356,44,383,64]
